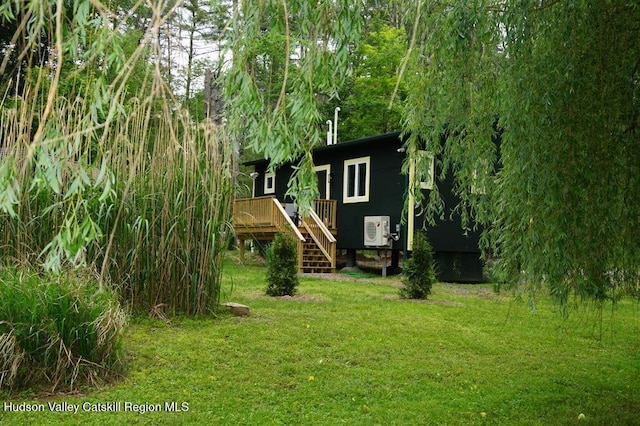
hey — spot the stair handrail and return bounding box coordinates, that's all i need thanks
[306,209,336,243]
[301,208,336,264]
[272,198,305,242]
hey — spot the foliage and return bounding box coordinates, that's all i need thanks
[99,103,234,315]
[266,233,299,296]
[400,231,435,299]
[0,0,234,315]
[0,267,127,392]
[223,0,363,213]
[337,22,407,141]
[398,1,640,308]
[174,0,231,104]
[225,0,640,307]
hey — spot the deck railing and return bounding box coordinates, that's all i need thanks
[271,198,306,242]
[234,197,337,230]
[233,196,275,226]
[313,199,337,229]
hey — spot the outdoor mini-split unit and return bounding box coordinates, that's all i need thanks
[364,216,392,248]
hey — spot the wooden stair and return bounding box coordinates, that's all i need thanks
[300,229,335,273]
[233,197,337,274]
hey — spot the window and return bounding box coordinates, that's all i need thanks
[264,172,275,194]
[343,157,370,203]
[409,150,434,191]
[471,160,488,195]
[471,169,487,195]
[313,164,331,200]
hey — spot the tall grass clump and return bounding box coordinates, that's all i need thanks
[0,268,126,392]
[0,1,234,315]
[401,231,436,299]
[266,233,299,296]
[101,100,234,315]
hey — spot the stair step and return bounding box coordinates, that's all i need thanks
[302,267,335,273]
[298,231,335,273]
[303,255,327,261]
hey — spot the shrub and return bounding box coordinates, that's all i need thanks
[0,268,127,393]
[401,231,436,299]
[266,233,299,296]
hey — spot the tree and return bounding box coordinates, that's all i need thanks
[223,0,363,212]
[399,1,640,307]
[175,0,230,109]
[338,22,407,141]
[225,0,640,307]
[400,231,436,299]
[266,233,299,296]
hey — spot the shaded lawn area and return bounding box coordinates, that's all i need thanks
[2,253,639,425]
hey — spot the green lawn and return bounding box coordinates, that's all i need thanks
[2,253,639,425]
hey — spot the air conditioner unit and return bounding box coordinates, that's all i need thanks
[364,216,391,247]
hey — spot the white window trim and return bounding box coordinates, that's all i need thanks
[471,166,487,195]
[264,172,276,194]
[420,151,435,190]
[313,164,331,200]
[409,150,434,191]
[343,156,370,204]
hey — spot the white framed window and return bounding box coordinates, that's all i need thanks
[409,150,435,191]
[343,156,370,203]
[313,164,331,200]
[264,172,275,194]
[471,160,488,195]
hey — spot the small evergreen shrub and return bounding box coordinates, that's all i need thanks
[266,233,299,296]
[0,268,127,393]
[401,231,436,299]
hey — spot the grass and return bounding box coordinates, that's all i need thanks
[0,268,127,393]
[1,252,639,425]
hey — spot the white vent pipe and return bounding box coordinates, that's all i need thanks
[333,107,340,144]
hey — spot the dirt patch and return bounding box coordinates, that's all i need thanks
[439,283,498,299]
[245,290,327,303]
[303,272,365,282]
[302,271,403,287]
[276,294,326,302]
[383,294,465,307]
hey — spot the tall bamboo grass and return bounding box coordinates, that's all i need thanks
[100,93,235,314]
[0,1,234,315]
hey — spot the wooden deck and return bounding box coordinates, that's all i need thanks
[233,197,337,273]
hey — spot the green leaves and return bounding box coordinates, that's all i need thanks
[224,0,363,211]
[223,0,640,306]
[0,268,126,392]
[400,231,436,299]
[338,23,407,140]
[0,0,234,315]
[0,158,19,219]
[266,232,299,296]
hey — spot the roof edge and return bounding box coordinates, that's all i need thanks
[242,131,403,167]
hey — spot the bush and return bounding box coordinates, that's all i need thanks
[266,233,299,296]
[401,232,436,299]
[0,268,127,393]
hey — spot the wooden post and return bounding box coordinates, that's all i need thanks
[239,238,245,260]
[297,239,304,273]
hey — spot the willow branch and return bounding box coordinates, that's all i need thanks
[390,0,422,109]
